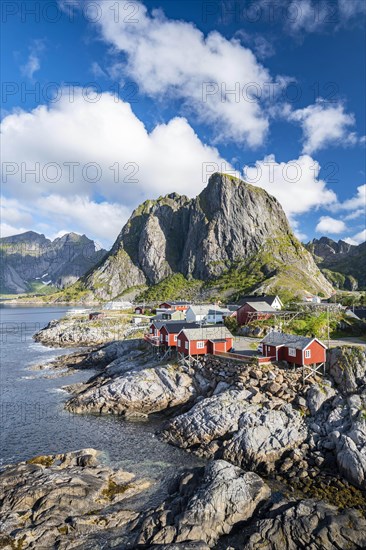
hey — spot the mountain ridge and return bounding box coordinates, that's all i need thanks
[74,173,333,302]
[0,231,107,294]
[306,237,366,290]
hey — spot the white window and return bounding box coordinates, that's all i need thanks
[165,335,169,342]
[288,347,296,357]
[305,349,311,359]
[174,335,178,341]
[197,341,205,349]
[150,328,153,334]
[185,341,189,350]
[177,339,181,346]
[160,334,163,342]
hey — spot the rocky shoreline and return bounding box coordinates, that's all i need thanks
[1,324,366,548]
[33,314,144,347]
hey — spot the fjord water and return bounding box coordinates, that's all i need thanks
[0,305,201,499]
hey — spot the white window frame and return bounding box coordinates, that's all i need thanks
[288,347,296,357]
[177,339,181,347]
[305,349,311,359]
[165,335,169,342]
[196,341,205,349]
[185,341,189,350]
[160,334,164,342]
[174,334,178,342]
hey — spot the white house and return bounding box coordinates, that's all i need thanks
[186,305,231,324]
[206,307,232,324]
[186,305,212,323]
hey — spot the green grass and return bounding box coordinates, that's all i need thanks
[136,273,202,301]
[27,281,58,295]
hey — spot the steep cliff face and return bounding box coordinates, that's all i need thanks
[306,237,366,290]
[81,173,333,301]
[0,231,106,294]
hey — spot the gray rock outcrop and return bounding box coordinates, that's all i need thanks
[161,389,252,450]
[136,460,270,547]
[0,449,150,549]
[33,316,140,347]
[223,405,307,473]
[65,363,200,415]
[241,498,366,550]
[327,346,366,393]
[306,381,336,415]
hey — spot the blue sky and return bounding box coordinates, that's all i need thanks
[1,0,365,249]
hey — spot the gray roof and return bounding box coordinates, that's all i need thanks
[150,320,166,330]
[151,320,196,330]
[244,301,276,312]
[237,295,282,306]
[227,305,240,312]
[188,304,229,315]
[262,332,326,350]
[163,322,199,333]
[188,305,212,315]
[207,307,231,315]
[180,326,233,341]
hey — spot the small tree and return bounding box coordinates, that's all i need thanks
[224,316,238,334]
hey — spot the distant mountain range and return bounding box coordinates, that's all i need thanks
[64,172,333,303]
[0,231,107,294]
[306,237,366,290]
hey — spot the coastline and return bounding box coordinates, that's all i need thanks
[1,312,366,549]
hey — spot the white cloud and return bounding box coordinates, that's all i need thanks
[0,222,30,238]
[1,89,228,246]
[242,154,337,218]
[251,0,366,34]
[20,39,45,80]
[36,195,129,246]
[316,216,347,234]
[235,30,275,59]
[85,0,279,147]
[338,0,366,20]
[288,100,357,154]
[344,209,365,221]
[344,229,366,245]
[337,184,366,211]
[90,61,108,79]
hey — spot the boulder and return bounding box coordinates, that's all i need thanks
[336,434,366,489]
[306,382,336,416]
[66,364,198,415]
[327,347,366,393]
[0,449,150,549]
[161,390,252,450]
[241,498,366,550]
[137,460,270,547]
[223,404,307,473]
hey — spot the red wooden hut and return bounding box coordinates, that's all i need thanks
[177,326,234,356]
[261,332,327,366]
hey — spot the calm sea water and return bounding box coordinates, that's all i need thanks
[0,305,202,503]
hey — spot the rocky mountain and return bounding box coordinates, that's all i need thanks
[306,237,366,290]
[0,231,107,294]
[77,173,332,301]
